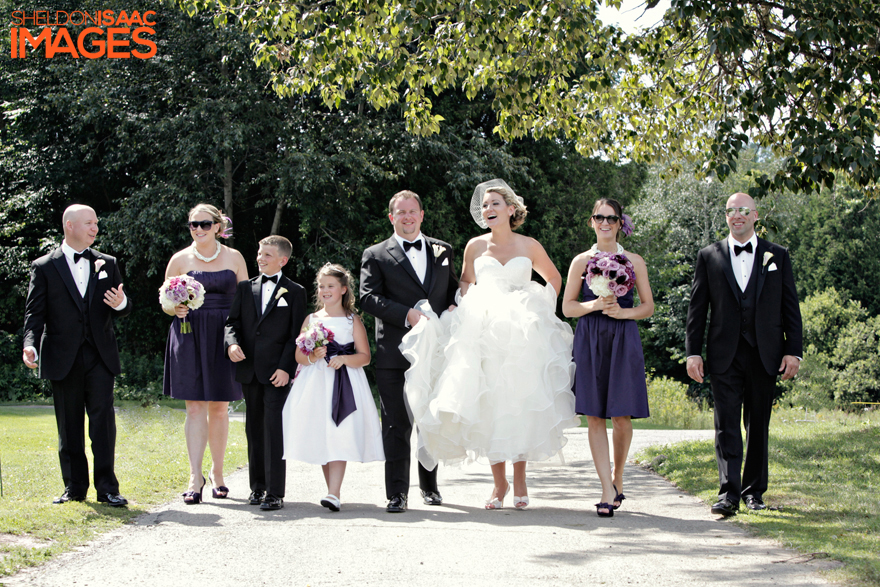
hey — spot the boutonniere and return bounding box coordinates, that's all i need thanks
[431,244,445,258]
[94,259,105,272]
[275,287,288,300]
[762,252,774,267]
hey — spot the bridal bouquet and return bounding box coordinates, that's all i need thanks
[159,275,205,333]
[296,322,335,355]
[585,252,636,298]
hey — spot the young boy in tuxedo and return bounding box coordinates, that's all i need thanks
[225,236,307,510]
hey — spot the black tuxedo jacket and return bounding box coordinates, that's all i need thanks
[685,237,803,376]
[224,275,307,385]
[23,247,131,380]
[360,235,458,370]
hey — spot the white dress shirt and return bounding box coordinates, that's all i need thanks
[394,233,427,284]
[260,271,282,314]
[727,234,758,292]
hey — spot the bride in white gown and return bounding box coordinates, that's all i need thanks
[400,179,578,510]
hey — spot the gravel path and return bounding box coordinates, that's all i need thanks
[5,427,837,586]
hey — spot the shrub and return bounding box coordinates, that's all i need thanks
[0,331,50,402]
[115,351,165,406]
[646,376,713,429]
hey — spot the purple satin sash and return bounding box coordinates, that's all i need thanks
[325,340,357,426]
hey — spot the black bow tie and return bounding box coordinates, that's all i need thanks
[403,240,422,252]
[734,242,753,256]
[261,274,278,284]
[73,249,91,264]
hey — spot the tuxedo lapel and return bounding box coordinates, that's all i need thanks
[87,256,99,307]
[424,239,437,293]
[386,237,424,291]
[755,239,769,302]
[251,278,263,321]
[261,283,281,321]
[715,241,740,301]
[50,248,83,305]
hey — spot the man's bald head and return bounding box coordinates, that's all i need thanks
[725,192,759,243]
[62,205,99,251]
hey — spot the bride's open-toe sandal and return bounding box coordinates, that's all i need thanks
[513,496,530,510]
[485,483,511,510]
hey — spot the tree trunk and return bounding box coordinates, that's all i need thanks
[271,199,285,235]
[224,156,233,247]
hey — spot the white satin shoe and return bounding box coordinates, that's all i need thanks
[485,483,511,510]
[320,494,341,512]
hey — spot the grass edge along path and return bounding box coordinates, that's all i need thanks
[0,404,248,577]
[637,407,880,587]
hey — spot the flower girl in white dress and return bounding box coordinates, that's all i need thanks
[282,264,384,511]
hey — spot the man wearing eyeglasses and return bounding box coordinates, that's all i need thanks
[685,192,802,517]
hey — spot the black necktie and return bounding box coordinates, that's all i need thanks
[403,240,422,252]
[261,274,278,284]
[734,242,753,256]
[73,249,91,264]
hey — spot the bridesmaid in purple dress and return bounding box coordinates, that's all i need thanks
[163,203,248,504]
[562,198,654,518]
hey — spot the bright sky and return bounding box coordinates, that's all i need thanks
[596,0,671,35]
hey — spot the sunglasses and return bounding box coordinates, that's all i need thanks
[188,220,216,230]
[592,214,620,224]
[725,207,753,217]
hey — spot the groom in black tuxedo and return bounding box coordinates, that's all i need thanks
[225,235,307,511]
[686,192,802,517]
[360,190,458,512]
[22,204,131,506]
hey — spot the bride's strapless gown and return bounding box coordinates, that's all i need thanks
[400,256,579,469]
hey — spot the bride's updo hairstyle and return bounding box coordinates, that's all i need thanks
[485,186,528,230]
[188,203,232,239]
[315,263,357,317]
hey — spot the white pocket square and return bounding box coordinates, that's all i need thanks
[98,271,108,279]
[768,263,778,272]
[277,297,289,307]
[442,258,449,266]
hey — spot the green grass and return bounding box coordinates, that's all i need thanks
[638,407,880,586]
[0,403,248,577]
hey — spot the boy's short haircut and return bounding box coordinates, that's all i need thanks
[259,235,293,259]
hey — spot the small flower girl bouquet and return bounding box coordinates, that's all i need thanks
[585,252,636,298]
[296,322,335,356]
[159,275,205,333]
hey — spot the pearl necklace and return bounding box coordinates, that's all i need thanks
[192,241,222,263]
[589,243,625,255]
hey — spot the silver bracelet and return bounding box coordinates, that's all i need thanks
[307,355,314,365]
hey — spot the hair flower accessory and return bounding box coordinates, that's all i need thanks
[620,214,634,237]
[219,215,233,239]
[275,287,288,300]
[763,251,774,266]
[432,244,445,258]
[94,259,105,272]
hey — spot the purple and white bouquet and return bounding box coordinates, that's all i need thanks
[296,321,335,356]
[585,252,636,298]
[159,275,205,333]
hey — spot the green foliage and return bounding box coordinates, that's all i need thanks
[0,332,50,402]
[639,408,880,587]
[114,352,165,406]
[179,0,880,195]
[781,288,880,410]
[645,376,713,429]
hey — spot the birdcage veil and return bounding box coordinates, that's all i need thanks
[470,179,524,228]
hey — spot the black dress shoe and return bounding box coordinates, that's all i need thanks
[386,493,408,513]
[743,495,767,511]
[97,493,128,507]
[421,490,442,506]
[53,490,86,504]
[248,490,266,506]
[260,496,283,510]
[711,498,738,517]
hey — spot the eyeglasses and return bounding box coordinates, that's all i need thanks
[592,214,620,224]
[188,220,215,230]
[725,207,753,217]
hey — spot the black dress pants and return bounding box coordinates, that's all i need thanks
[51,341,119,497]
[375,368,438,499]
[709,337,776,503]
[242,381,290,497]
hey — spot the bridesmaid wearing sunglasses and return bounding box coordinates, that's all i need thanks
[562,198,654,518]
[162,203,249,503]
